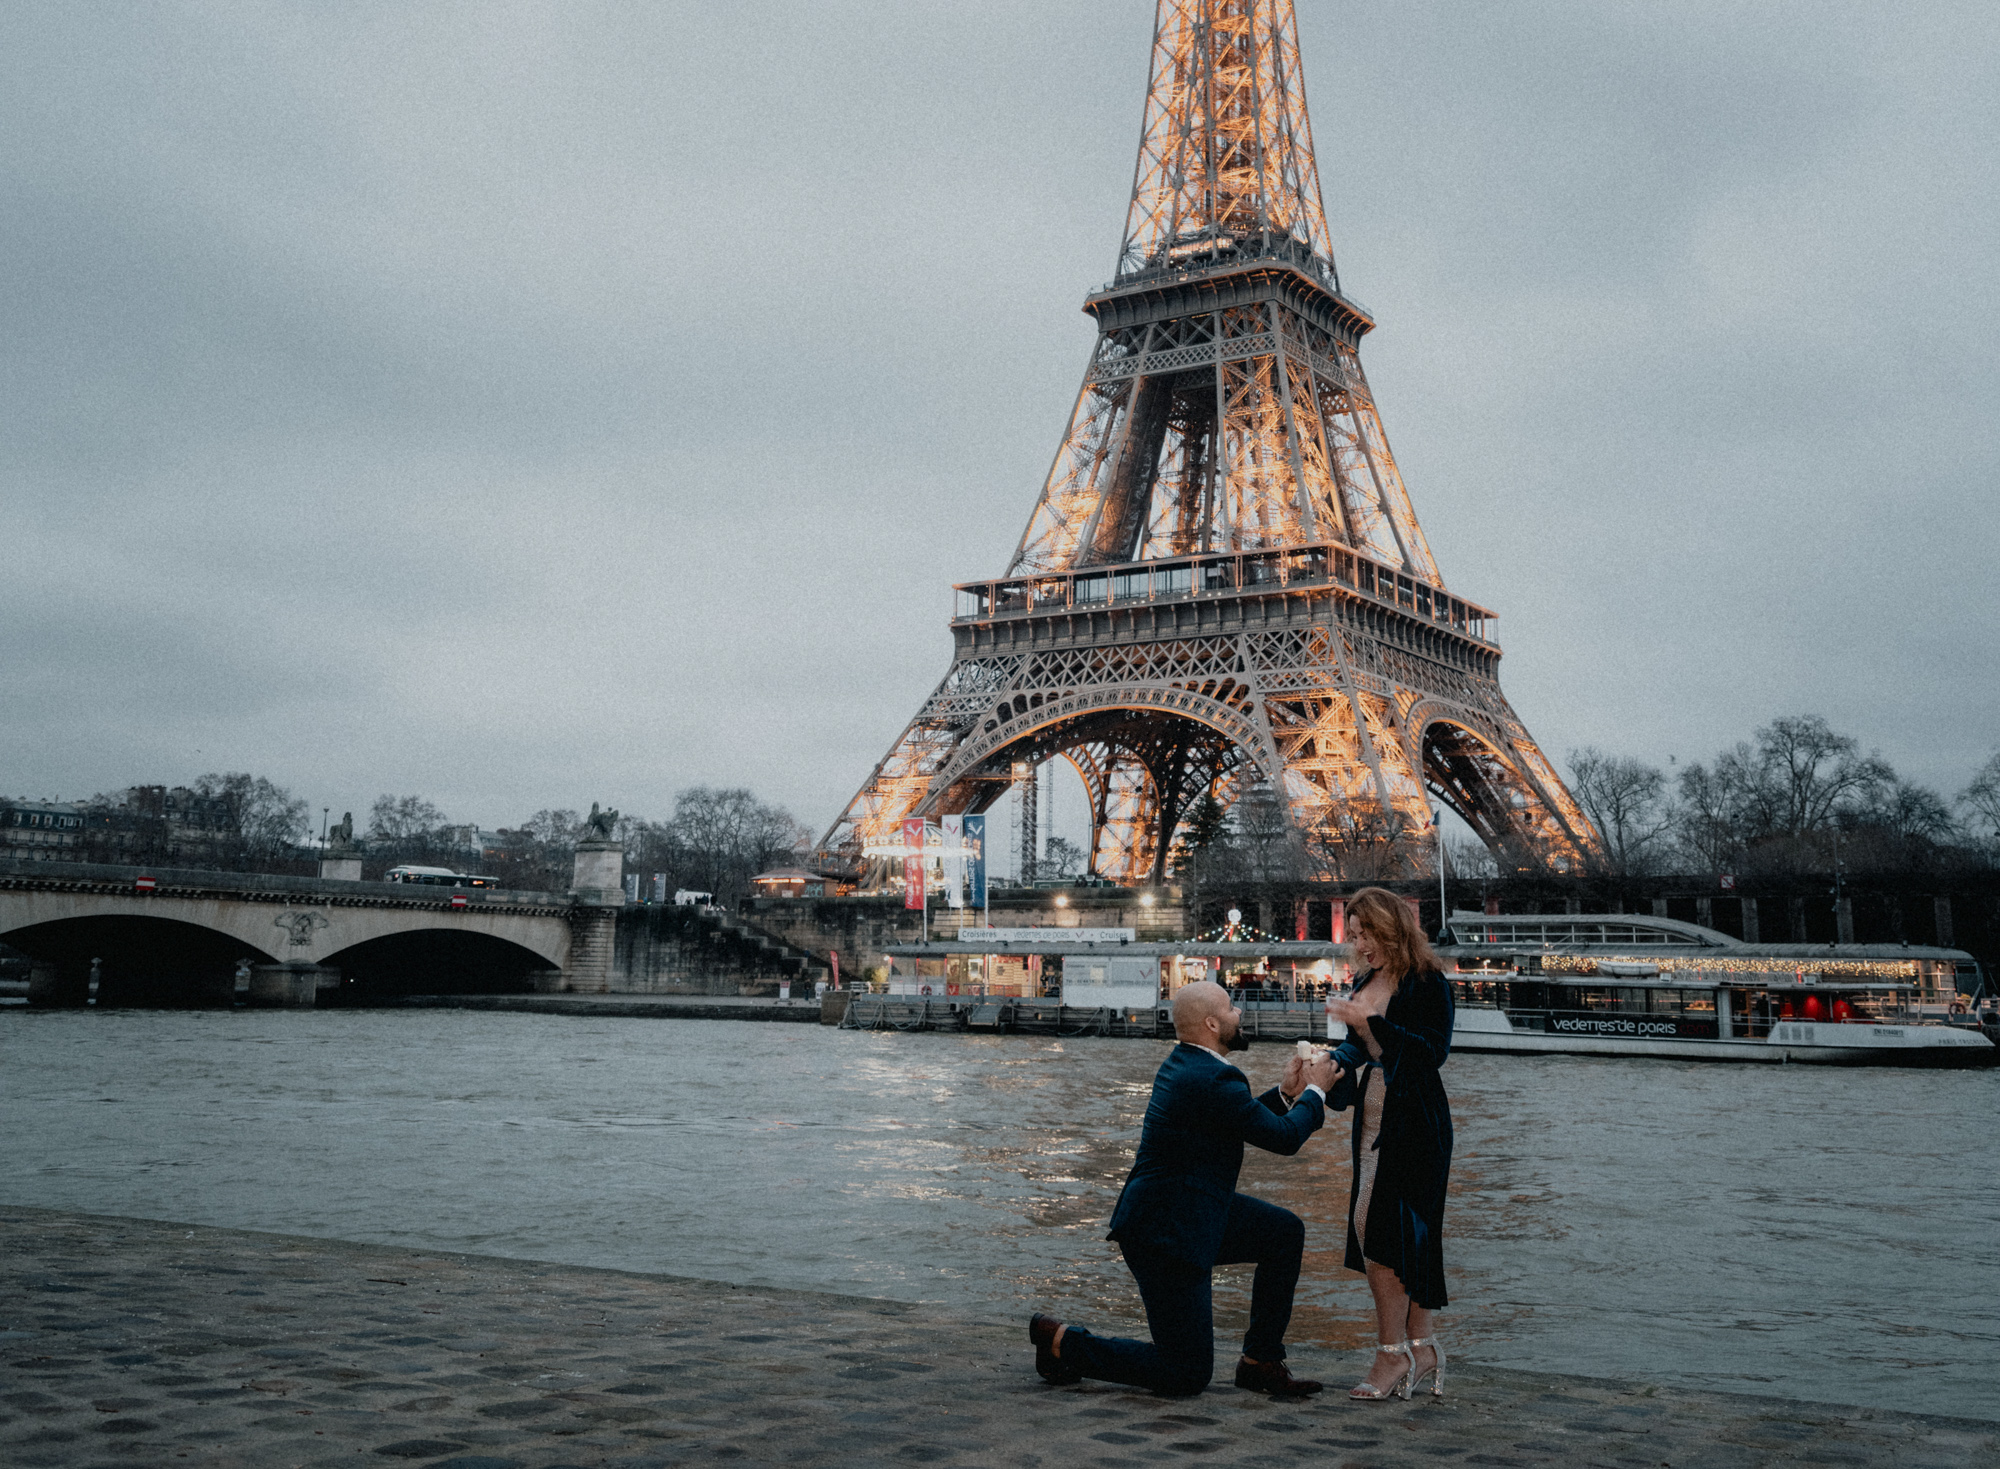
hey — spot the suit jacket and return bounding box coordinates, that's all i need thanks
[1106,1042,1325,1266]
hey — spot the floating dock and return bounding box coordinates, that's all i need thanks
[840,993,1331,1041]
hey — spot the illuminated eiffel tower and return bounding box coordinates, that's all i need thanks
[821,0,1597,883]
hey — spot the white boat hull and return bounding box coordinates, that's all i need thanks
[1450,1008,1995,1067]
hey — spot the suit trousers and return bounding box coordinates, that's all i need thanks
[1062,1193,1304,1396]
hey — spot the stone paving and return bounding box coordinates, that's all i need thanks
[2,1207,1991,1468]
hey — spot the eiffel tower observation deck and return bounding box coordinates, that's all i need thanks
[822,0,1599,886]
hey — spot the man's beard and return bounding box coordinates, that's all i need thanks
[1223,1017,1252,1052]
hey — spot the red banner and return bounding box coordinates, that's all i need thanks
[902,819,925,910]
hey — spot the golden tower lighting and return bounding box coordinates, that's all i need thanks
[822,0,1598,885]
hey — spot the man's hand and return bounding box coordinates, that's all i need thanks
[1304,1053,1339,1092]
[1280,1053,1306,1098]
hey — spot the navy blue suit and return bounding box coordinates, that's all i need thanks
[1062,1042,1325,1395]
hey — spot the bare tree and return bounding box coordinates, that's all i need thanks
[1960,751,2000,847]
[1864,780,1959,843]
[191,772,310,862]
[1043,835,1085,880]
[1568,747,1670,874]
[368,794,448,844]
[1301,802,1410,882]
[365,794,455,871]
[666,787,809,902]
[1672,715,1895,871]
[1673,760,1739,872]
[1748,715,1894,837]
[1444,834,1498,881]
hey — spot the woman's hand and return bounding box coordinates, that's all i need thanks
[1325,997,1371,1030]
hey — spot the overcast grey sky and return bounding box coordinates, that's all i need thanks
[3,1,1996,837]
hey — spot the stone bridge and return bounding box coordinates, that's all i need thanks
[0,857,619,1005]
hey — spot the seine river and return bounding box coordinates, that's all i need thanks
[3,1010,1995,1420]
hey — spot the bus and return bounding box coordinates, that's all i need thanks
[383,866,499,889]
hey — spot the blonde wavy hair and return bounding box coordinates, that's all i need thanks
[1346,887,1440,980]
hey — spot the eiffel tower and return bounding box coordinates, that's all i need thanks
[821,0,1597,884]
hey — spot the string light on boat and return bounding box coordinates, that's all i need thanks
[1193,906,1287,945]
[1540,954,1923,981]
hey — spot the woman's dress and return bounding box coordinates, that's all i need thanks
[1328,967,1455,1310]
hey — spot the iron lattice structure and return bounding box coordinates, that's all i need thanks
[821,0,1598,884]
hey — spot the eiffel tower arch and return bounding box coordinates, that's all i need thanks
[821,0,1599,884]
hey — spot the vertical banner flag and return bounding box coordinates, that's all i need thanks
[963,814,987,909]
[902,819,925,910]
[942,815,964,908]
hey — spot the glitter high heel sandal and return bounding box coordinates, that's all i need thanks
[1407,1334,1446,1397]
[1349,1340,1413,1400]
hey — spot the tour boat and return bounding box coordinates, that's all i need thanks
[1437,911,1993,1067]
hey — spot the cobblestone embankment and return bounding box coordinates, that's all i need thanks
[2,1207,1990,1468]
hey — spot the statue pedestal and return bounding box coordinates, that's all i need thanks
[320,847,363,882]
[570,840,625,908]
[567,839,625,994]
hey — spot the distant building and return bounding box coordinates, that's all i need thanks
[82,786,238,865]
[0,799,86,858]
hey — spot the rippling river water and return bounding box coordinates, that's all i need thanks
[3,1009,1995,1419]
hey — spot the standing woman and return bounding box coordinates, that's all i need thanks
[1322,887,1454,1400]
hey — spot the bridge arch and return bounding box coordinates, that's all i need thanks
[2,914,278,1006]
[322,928,560,998]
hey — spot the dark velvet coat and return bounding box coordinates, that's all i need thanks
[1106,1042,1325,1267]
[1326,967,1454,1309]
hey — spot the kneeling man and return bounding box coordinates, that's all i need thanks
[1030,980,1339,1397]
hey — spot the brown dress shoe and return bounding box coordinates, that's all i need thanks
[1234,1356,1323,1397]
[1029,1313,1082,1385]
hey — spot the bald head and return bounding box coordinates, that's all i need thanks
[1172,979,1232,1040]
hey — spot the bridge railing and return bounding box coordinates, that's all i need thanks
[0,856,569,911]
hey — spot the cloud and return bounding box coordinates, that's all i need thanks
[1,1,1995,836]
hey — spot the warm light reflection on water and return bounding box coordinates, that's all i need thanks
[2,1010,1995,1419]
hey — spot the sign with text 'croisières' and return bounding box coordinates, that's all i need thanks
[953,927,1136,944]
